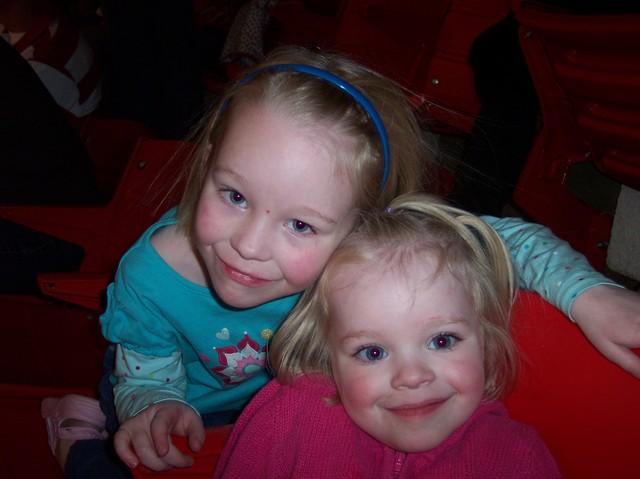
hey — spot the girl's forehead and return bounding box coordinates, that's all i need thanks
[327,250,472,306]
[219,101,361,183]
[237,97,363,149]
[326,255,481,336]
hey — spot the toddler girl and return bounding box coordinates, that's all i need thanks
[214,193,562,478]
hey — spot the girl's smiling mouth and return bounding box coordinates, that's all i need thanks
[387,399,447,418]
[219,257,271,287]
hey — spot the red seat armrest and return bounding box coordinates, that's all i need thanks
[37,272,112,311]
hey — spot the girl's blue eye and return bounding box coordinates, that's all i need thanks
[286,219,313,234]
[294,220,309,232]
[225,190,246,207]
[428,334,458,350]
[356,346,387,362]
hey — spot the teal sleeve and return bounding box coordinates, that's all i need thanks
[101,276,182,357]
[100,239,197,421]
[481,216,620,319]
[113,345,198,422]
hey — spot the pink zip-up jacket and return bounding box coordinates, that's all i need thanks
[213,375,561,478]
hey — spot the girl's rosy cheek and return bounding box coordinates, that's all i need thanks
[285,252,326,289]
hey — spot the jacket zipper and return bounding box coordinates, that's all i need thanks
[393,450,405,477]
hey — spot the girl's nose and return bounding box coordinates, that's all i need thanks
[391,357,436,390]
[230,215,271,261]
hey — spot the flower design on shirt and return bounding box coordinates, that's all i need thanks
[212,332,266,385]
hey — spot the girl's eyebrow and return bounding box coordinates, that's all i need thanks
[425,316,473,328]
[339,330,381,346]
[297,206,337,225]
[214,166,247,187]
[339,317,472,345]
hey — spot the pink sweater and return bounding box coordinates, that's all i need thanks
[213,375,561,478]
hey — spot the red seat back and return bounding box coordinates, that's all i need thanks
[418,0,512,132]
[513,6,640,269]
[271,1,516,133]
[0,139,194,275]
[331,0,451,91]
[77,117,156,202]
[506,292,640,479]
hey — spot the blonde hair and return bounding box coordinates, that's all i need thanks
[176,46,436,236]
[270,192,518,400]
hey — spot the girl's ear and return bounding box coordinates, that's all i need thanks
[205,143,213,158]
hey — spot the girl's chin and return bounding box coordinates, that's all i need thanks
[213,280,278,309]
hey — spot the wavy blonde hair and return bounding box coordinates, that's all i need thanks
[270,192,518,400]
[176,46,437,236]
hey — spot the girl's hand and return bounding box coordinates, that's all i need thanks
[571,285,640,379]
[114,400,205,471]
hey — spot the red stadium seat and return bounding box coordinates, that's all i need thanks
[269,0,348,51]
[75,117,156,202]
[0,138,193,310]
[418,0,512,132]
[513,4,640,269]
[505,292,640,479]
[270,0,515,133]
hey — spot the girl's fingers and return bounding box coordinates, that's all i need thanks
[113,428,140,469]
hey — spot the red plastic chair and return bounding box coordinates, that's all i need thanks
[505,292,640,479]
[331,0,452,92]
[413,0,513,133]
[76,117,157,202]
[0,293,108,390]
[0,138,193,310]
[513,5,640,270]
[0,138,192,392]
[60,113,156,202]
[270,0,450,92]
[270,1,515,133]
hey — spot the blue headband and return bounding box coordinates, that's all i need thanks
[234,64,391,190]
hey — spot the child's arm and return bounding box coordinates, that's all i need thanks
[111,345,205,471]
[99,217,207,469]
[483,216,640,378]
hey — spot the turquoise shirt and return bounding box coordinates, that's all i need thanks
[101,208,618,421]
